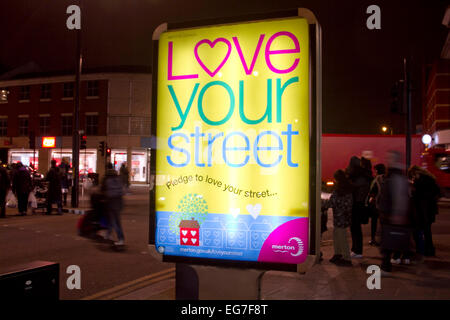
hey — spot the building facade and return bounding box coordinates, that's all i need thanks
[0,72,152,183]
[423,7,450,149]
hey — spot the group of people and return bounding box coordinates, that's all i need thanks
[323,150,441,274]
[0,160,72,217]
[0,159,128,247]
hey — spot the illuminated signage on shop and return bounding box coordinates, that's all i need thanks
[42,137,56,148]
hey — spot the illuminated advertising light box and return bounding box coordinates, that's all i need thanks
[153,16,314,267]
[42,137,56,148]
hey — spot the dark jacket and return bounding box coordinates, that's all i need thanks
[377,168,411,226]
[13,166,32,194]
[0,167,10,193]
[59,163,70,189]
[101,169,124,199]
[46,166,62,201]
[346,158,372,204]
[324,191,353,228]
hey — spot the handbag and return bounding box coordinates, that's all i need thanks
[28,192,38,209]
[380,224,412,252]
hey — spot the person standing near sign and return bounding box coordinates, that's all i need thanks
[323,169,353,266]
[407,165,441,257]
[346,156,371,258]
[367,163,386,246]
[378,151,412,274]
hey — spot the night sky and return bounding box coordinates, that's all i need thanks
[1,0,448,134]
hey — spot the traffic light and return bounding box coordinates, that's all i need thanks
[80,135,87,149]
[98,141,105,156]
[29,131,35,149]
[106,146,111,157]
[390,81,404,114]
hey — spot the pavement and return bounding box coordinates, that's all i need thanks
[3,192,449,300]
[105,200,450,300]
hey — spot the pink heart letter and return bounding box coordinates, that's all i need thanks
[194,38,232,77]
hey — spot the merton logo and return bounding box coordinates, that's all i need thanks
[272,237,304,257]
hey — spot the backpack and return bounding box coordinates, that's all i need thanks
[104,175,124,198]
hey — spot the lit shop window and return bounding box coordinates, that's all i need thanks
[131,152,148,182]
[9,150,39,169]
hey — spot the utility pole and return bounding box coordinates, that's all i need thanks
[71,5,82,208]
[404,58,412,171]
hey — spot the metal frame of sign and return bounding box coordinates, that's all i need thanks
[149,8,322,272]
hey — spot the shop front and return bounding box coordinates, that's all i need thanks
[111,148,150,183]
[111,149,127,172]
[51,149,98,177]
[130,149,150,183]
[9,149,39,169]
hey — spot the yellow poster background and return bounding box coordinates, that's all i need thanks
[156,18,309,219]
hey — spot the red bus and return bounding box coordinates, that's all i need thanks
[421,147,450,197]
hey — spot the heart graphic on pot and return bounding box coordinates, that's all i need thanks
[230,208,240,219]
[181,230,187,236]
[246,204,262,219]
[194,38,232,77]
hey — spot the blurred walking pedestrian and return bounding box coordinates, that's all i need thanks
[408,165,441,257]
[102,163,125,246]
[346,156,371,258]
[46,160,63,215]
[0,165,10,218]
[367,163,386,246]
[378,151,413,274]
[323,169,353,266]
[12,162,32,216]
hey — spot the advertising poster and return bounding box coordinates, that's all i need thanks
[155,17,310,265]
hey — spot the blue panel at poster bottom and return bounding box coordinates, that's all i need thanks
[155,211,304,262]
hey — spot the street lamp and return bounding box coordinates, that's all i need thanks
[381,125,393,135]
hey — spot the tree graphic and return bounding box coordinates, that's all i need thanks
[168,193,208,234]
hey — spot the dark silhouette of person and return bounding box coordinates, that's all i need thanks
[346,156,371,258]
[408,165,441,257]
[12,162,32,216]
[46,159,63,215]
[367,163,386,246]
[378,151,412,273]
[59,159,70,206]
[0,165,10,218]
